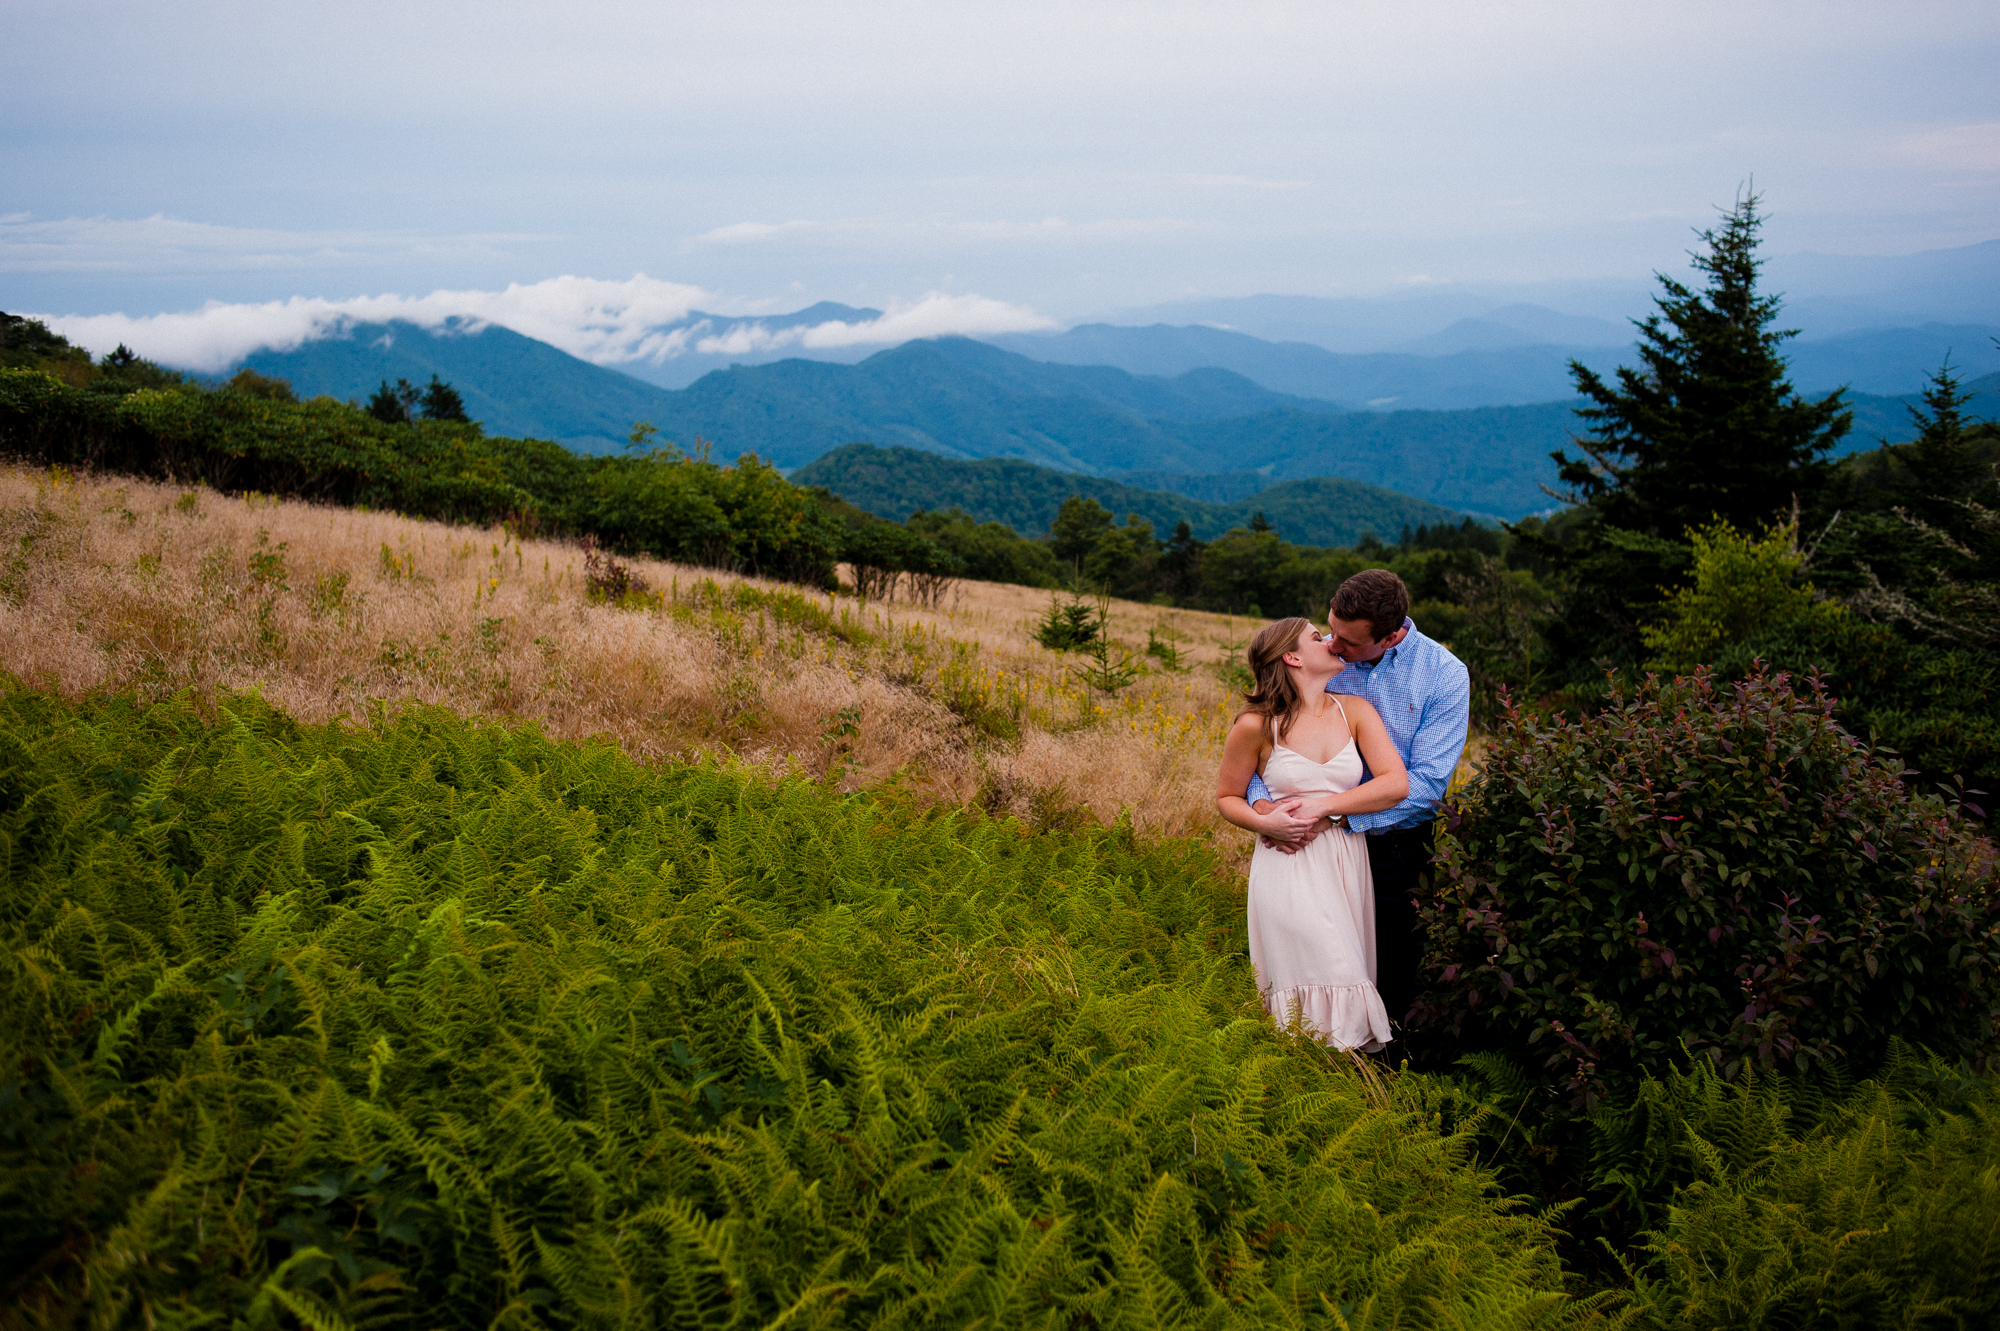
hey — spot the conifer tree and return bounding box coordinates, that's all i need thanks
[1537,192,1854,671]
[1898,356,1980,524]
[1554,192,1851,537]
[367,378,421,424]
[1163,520,1204,599]
[420,374,470,422]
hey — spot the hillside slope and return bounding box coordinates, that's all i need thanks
[791,443,1467,544]
[239,319,681,449]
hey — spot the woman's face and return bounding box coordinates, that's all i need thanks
[1287,623,1344,672]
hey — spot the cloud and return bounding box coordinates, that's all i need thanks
[31,277,1053,373]
[687,293,1055,357]
[0,212,539,275]
[691,220,823,245]
[36,274,716,372]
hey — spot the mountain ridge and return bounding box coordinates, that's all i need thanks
[233,318,1997,522]
[791,443,1468,547]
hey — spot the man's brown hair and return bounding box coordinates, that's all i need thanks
[1332,568,1410,642]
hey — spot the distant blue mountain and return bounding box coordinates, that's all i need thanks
[1783,324,2000,396]
[1097,239,2000,347]
[630,338,1343,476]
[232,318,1999,523]
[984,323,1618,409]
[984,320,2000,411]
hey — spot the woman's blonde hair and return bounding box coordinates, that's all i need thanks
[1237,616,1316,745]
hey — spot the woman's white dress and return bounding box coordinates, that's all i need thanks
[1248,733,1392,1051]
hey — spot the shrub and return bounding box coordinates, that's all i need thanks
[840,520,962,604]
[1641,517,1826,676]
[0,686,1596,1328]
[578,533,655,606]
[1717,606,2000,798]
[1420,667,2000,1106]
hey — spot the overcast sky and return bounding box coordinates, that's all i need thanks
[5,0,1998,330]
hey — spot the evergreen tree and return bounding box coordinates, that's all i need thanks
[1897,357,1980,524]
[1162,520,1204,599]
[1537,193,1852,674]
[368,378,421,424]
[1555,192,1851,537]
[95,343,187,388]
[421,374,470,422]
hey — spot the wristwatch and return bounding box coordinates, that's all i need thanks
[1327,814,1349,831]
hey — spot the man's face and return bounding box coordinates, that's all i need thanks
[1327,614,1399,663]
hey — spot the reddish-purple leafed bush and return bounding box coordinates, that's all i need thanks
[1419,666,2000,1105]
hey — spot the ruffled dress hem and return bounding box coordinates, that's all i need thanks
[1261,982,1392,1053]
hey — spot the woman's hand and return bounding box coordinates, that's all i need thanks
[1253,797,1322,844]
[1254,798,1328,854]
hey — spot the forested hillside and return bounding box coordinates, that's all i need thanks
[791,442,1466,544]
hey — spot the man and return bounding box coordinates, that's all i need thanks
[1247,568,1471,1030]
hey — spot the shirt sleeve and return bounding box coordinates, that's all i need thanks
[1345,657,1472,834]
[1245,769,1273,805]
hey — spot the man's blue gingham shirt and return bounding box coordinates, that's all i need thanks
[1245,617,1471,833]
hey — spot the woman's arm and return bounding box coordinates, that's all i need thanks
[1322,697,1408,815]
[1216,715,1318,838]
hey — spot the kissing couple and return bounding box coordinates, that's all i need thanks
[1215,569,1472,1053]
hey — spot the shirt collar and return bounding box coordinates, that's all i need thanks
[1355,617,1416,671]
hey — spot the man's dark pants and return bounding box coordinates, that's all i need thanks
[1365,825,1433,1028]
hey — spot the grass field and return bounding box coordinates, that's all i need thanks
[0,463,1268,852]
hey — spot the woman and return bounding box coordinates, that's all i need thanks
[1216,617,1409,1051]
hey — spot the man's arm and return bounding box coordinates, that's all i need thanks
[1344,659,1471,834]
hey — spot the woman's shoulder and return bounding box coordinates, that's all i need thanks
[1227,710,1269,740]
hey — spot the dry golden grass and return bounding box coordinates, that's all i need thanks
[0,463,1273,852]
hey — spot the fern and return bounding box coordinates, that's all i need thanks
[0,683,1623,1327]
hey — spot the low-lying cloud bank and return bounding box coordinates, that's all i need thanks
[33,276,1055,374]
